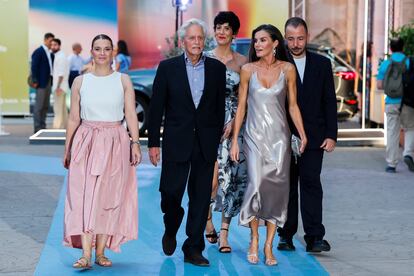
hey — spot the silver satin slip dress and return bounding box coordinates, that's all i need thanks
[239,70,291,227]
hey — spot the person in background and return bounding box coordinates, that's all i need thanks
[67,43,87,89]
[355,41,373,124]
[30,32,54,133]
[63,34,141,269]
[50,38,69,129]
[204,11,248,254]
[115,40,132,73]
[82,59,95,74]
[377,37,414,173]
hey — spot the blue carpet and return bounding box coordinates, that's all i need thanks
[0,153,66,176]
[0,153,329,275]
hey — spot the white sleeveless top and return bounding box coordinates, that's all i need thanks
[80,72,124,122]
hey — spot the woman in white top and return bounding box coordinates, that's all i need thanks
[63,34,141,269]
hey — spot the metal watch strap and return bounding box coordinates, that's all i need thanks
[130,140,140,146]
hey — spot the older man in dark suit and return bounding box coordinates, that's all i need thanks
[148,18,226,266]
[31,32,54,133]
[277,17,338,253]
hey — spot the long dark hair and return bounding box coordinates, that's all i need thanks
[248,24,288,63]
[117,40,130,56]
[91,34,113,49]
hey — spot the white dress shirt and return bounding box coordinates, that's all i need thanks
[67,54,86,73]
[52,50,69,91]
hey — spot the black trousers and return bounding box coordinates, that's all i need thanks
[278,149,325,244]
[159,137,214,254]
[33,79,51,133]
[68,70,79,89]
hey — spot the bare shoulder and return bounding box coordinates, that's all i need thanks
[240,63,255,79]
[120,73,133,90]
[234,52,248,66]
[120,72,132,82]
[241,62,255,73]
[281,61,295,72]
[72,75,84,91]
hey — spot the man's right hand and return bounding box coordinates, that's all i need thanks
[149,147,161,166]
[55,87,64,96]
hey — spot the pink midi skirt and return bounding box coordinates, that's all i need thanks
[63,120,138,252]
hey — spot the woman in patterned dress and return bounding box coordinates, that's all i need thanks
[204,11,248,253]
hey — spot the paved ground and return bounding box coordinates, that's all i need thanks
[0,117,413,275]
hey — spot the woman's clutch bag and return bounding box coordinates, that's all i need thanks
[291,134,302,158]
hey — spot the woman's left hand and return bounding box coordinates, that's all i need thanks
[300,136,308,154]
[130,144,142,166]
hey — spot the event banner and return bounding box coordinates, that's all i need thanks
[0,0,29,114]
[1,0,286,114]
[28,0,118,114]
[118,0,288,69]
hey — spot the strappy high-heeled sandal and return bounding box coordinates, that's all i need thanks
[95,255,112,267]
[264,242,278,266]
[73,256,92,270]
[247,236,259,264]
[218,228,232,253]
[205,216,218,244]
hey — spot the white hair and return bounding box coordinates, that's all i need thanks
[177,18,208,41]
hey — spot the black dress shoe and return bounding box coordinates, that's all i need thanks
[162,232,177,256]
[277,237,296,251]
[306,239,331,252]
[184,252,210,267]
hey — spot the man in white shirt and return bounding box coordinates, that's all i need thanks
[50,38,69,129]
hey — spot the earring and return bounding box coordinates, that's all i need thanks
[273,48,277,56]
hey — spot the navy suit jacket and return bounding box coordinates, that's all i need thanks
[31,46,51,88]
[148,54,226,162]
[289,51,338,149]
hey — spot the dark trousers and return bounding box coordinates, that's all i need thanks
[278,149,325,244]
[159,137,214,254]
[33,79,51,133]
[68,70,79,89]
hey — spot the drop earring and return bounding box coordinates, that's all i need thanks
[273,47,277,56]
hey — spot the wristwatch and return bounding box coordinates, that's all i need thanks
[130,140,140,147]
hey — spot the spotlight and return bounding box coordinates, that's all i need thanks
[172,0,193,31]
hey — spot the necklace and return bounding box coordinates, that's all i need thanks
[214,49,234,65]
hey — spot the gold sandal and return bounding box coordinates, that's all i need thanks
[95,255,112,267]
[73,256,92,269]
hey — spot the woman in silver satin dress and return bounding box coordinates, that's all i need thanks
[230,24,307,266]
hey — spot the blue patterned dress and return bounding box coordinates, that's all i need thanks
[206,51,248,218]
